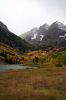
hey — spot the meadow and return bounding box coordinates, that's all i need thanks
[0,67,66,100]
[0,43,66,99]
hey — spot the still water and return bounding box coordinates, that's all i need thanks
[0,64,27,71]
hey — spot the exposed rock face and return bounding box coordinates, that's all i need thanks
[20,21,66,49]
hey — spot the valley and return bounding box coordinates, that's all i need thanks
[0,21,66,100]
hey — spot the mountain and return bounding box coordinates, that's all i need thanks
[0,21,31,52]
[42,21,66,49]
[20,24,49,43]
[20,21,66,49]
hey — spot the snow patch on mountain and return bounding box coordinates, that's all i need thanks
[59,34,66,38]
[31,33,37,40]
[40,35,44,41]
[59,36,65,38]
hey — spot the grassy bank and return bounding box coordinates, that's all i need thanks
[22,49,66,68]
[0,67,66,100]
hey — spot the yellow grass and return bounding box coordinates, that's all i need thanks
[0,67,66,100]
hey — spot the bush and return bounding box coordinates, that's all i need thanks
[56,63,63,67]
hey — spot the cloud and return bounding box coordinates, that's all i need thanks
[0,0,66,35]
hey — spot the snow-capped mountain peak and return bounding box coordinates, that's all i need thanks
[31,28,38,33]
[43,24,49,30]
[54,21,66,30]
[20,21,66,49]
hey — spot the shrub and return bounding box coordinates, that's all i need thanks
[56,63,63,67]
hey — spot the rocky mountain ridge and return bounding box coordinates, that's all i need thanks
[20,21,66,49]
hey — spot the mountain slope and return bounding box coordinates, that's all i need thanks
[20,21,66,49]
[0,21,30,52]
[0,42,24,64]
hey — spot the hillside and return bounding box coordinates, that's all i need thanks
[0,21,31,52]
[22,48,66,68]
[0,42,24,64]
[1,41,66,66]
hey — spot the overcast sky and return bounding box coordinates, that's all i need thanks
[0,0,66,35]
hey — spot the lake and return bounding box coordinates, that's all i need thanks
[0,64,27,71]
